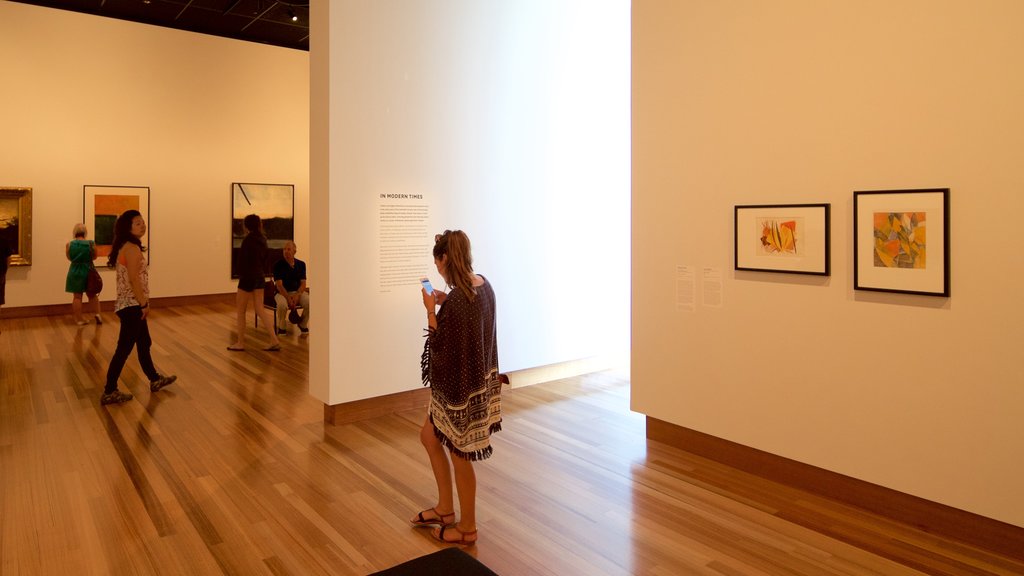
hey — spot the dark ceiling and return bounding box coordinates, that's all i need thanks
[10,0,309,51]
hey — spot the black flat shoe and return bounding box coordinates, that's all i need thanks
[411,507,455,527]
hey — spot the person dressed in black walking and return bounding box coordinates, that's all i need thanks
[228,214,281,351]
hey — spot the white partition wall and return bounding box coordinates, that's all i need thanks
[310,1,630,404]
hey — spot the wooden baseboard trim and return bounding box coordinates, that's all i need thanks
[325,388,430,426]
[320,359,607,425]
[3,293,235,319]
[646,417,1024,563]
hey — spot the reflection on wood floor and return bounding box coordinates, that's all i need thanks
[1,303,1022,575]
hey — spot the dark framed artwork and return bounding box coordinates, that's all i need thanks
[231,182,294,278]
[84,185,151,262]
[0,187,32,266]
[854,188,949,296]
[734,203,830,275]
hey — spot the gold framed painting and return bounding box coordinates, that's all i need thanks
[0,187,32,266]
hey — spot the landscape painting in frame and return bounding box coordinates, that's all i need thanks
[231,183,294,278]
[854,188,949,296]
[734,203,830,275]
[84,186,150,262]
[0,187,33,266]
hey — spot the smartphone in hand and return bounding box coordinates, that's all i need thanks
[420,278,434,295]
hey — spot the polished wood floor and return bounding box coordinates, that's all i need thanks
[1,303,1022,575]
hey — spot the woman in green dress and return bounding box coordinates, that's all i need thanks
[65,223,101,326]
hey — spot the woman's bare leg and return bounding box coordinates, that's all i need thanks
[71,293,84,323]
[90,294,101,318]
[412,416,455,522]
[451,455,477,532]
[431,451,478,543]
[231,289,248,348]
[252,291,280,346]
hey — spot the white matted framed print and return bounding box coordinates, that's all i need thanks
[84,185,151,262]
[853,188,949,296]
[734,203,830,276]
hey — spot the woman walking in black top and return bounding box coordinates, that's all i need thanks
[228,214,281,351]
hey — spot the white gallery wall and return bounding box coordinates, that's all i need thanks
[310,0,630,404]
[0,2,309,304]
[633,0,1024,527]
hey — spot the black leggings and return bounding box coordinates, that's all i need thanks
[104,306,160,393]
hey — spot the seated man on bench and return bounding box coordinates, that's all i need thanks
[272,240,309,334]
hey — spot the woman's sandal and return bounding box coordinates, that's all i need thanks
[432,524,478,546]
[411,507,455,527]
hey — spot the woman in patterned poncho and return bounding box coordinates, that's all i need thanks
[411,230,501,546]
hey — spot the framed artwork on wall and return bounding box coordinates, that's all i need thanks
[853,188,949,296]
[734,203,830,275]
[231,182,294,278]
[0,187,32,266]
[84,185,151,262]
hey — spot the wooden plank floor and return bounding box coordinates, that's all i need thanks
[1,303,1022,575]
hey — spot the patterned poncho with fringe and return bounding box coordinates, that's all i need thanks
[421,277,501,461]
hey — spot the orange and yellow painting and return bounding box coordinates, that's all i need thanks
[93,195,140,257]
[757,218,800,256]
[873,212,926,269]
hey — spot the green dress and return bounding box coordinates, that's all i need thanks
[65,239,94,293]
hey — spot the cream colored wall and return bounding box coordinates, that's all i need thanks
[0,3,309,305]
[633,0,1024,527]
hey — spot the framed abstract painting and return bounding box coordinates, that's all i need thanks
[853,188,949,296]
[734,203,830,275]
[231,182,294,278]
[84,185,151,262]
[0,187,32,266]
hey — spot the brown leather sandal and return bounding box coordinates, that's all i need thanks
[411,507,455,527]
[432,524,478,545]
